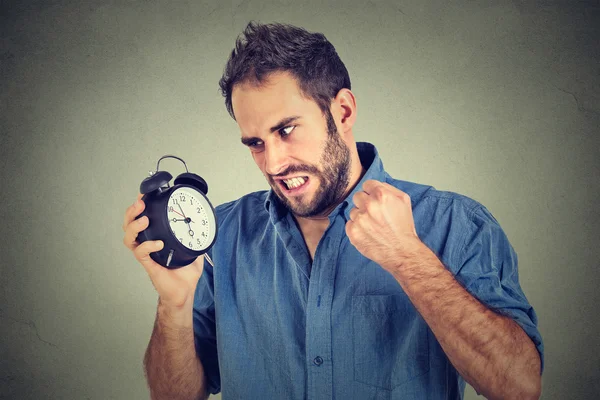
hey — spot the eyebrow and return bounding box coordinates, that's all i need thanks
[240,115,301,146]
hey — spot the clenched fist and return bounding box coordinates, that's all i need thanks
[345,180,424,272]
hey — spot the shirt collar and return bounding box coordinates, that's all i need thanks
[263,141,386,224]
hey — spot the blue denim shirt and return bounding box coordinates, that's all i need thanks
[193,142,543,399]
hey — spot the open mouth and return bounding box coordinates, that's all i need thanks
[278,176,309,191]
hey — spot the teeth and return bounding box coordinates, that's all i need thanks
[284,176,306,189]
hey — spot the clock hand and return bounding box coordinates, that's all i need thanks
[177,203,195,237]
[177,203,188,220]
[171,209,185,218]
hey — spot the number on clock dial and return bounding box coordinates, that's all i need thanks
[167,188,211,251]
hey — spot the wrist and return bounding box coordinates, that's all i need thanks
[157,296,195,329]
[384,237,427,271]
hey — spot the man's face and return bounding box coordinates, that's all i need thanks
[232,71,351,217]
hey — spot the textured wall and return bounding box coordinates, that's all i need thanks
[1,1,598,399]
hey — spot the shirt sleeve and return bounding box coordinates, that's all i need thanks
[453,204,545,372]
[192,250,221,394]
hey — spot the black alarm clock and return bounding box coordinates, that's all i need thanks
[135,155,217,269]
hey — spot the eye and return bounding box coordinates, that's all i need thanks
[279,125,296,137]
[247,139,263,148]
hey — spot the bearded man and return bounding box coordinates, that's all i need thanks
[123,22,543,400]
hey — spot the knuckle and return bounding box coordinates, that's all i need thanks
[366,201,376,214]
[350,220,359,233]
[345,222,354,237]
[123,223,134,238]
[133,242,148,257]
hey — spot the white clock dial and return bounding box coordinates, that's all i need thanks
[167,186,216,251]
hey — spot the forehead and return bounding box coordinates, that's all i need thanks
[232,71,320,132]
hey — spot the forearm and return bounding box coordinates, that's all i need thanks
[390,241,541,400]
[144,298,207,400]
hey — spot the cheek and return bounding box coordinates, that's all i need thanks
[251,152,266,174]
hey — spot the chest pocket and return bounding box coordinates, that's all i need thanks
[352,295,430,390]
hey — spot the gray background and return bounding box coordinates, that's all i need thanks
[1,0,598,399]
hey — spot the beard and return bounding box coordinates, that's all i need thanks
[268,109,352,218]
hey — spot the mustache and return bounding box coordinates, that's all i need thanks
[269,165,319,179]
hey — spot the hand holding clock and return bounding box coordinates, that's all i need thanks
[123,193,205,311]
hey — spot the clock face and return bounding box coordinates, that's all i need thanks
[167,186,216,251]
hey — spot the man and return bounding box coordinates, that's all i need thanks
[122,22,543,399]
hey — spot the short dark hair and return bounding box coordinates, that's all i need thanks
[219,21,351,120]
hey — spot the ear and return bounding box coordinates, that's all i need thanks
[332,88,357,135]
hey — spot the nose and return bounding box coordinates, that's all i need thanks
[264,141,288,176]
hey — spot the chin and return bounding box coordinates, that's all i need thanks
[280,192,316,216]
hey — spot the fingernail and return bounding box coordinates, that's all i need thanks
[155,241,163,249]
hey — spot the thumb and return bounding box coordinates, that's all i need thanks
[135,240,165,278]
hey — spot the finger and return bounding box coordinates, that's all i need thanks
[123,215,149,250]
[123,194,145,231]
[362,180,391,203]
[378,182,411,202]
[363,180,411,204]
[345,219,358,243]
[133,240,165,277]
[361,179,383,195]
[348,207,360,222]
[352,191,369,209]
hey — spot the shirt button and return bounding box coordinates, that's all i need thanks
[313,356,323,366]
